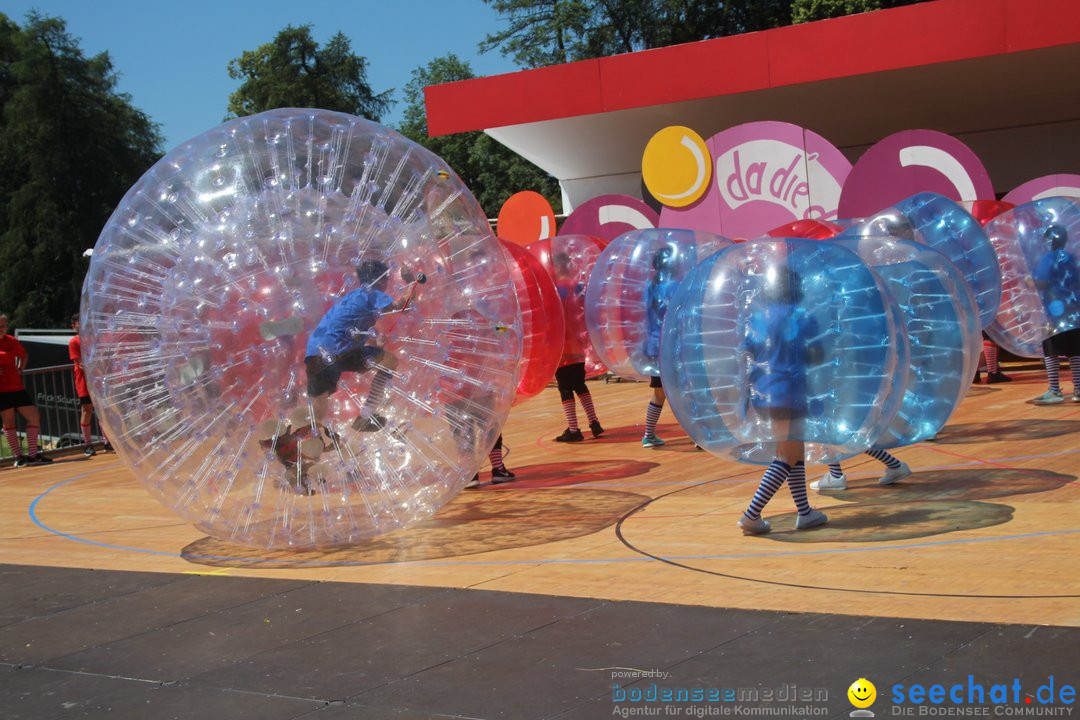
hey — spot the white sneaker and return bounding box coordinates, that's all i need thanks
[465,474,480,489]
[880,461,912,485]
[810,472,847,491]
[738,514,771,535]
[796,509,828,529]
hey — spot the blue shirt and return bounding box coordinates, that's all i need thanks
[1033,249,1079,321]
[306,288,393,359]
[742,302,819,409]
[644,276,678,360]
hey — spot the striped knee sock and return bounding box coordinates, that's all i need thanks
[578,391,598,424]
[1045,355,1061,393]
[1070,357,1080,393]
[26,426,39,457]
[362,369,391,418]
[4,428,20,457]
[644,401,663,438]
[787,461,811,515]
[827,463,844,478]
[561,398,579,432]
[488,445,504,471]
[745,460,790,520]
[984,342,999,373]
[866,448,901,468]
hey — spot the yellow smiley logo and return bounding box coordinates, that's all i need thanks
[848,678,877,708]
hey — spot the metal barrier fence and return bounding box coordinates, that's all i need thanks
[0,364,103,461]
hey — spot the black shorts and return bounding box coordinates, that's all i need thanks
[1043,327,1080,358]
[79,395,93,406]
[649,376,663,389]
[0,389,34,413]
[555,362,587,400]
[305,346,384,397]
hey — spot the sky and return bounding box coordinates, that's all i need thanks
[3,0,520,150]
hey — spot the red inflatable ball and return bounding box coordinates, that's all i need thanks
[501,239,564,404]
[766,218,843,240]
[527,234,609,378]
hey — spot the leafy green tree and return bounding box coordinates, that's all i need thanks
[227,25,391,121]
[398,54,561,216]
[480,0,792,68]
[0,12,162,327]
[792,0,929,24]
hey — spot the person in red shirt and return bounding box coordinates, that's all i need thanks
[69,314,111,456]
[0,313,52,466]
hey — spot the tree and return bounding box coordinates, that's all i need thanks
[792,0,930,24]
[480,0,793,68]
[397,54,561,217]
[227,25,391,121]
[0,12,162,327]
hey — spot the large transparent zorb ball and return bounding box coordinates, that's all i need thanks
[984,197,1080,357]
[584,228,731,381]
[840,192,1001,328]
[835,236,980,447]
[527,234,608,377]
[660,238,902,465]
[81,109,521,549]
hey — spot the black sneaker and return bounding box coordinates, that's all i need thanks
[973,370,982,384]
[29,453,53,465]
[13,455,29,468]
[352,414,387,432]
[986,371,1012,384]
[589,420,604,438]
[491,466,516,483]
[465,474,481,489]
[102,442,114,453]
[84,445,96,457]
[554,428,584,442]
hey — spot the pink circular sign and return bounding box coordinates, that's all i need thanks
[1002,174,1080,205]
[560,194,659,242]
[838,129,994,218]
[658,121,851,239]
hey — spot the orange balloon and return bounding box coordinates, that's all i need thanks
[497,191,557,247]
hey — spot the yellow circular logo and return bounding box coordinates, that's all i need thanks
[848,678,877,708]
[641,125,712,209]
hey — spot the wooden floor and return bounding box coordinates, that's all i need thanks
[2,362,1078,627]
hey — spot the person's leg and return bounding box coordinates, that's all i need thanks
[1070,356,1080,400]
[865,448,911,485]
[1034,355,1064,404]
[740,460,789,534]
[490,435,516,482]
[356,352,396,427]
[788,461,827,528]
[2,407,20,460]
[17,405,48,462]
[984,341,1010,382]
[571,363,602,436]
[643,383,665,447]
[80,402,95,455]
[554,365,583,441]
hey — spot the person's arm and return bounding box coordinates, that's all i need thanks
[14,337,28,370]
[385,272,427,313]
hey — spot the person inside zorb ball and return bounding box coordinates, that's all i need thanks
[80,109,521,549]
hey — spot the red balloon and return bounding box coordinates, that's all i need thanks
[501,239,564,404]
[766,219,843,240]
[527,234,609,378]
[960,199,1015,227]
